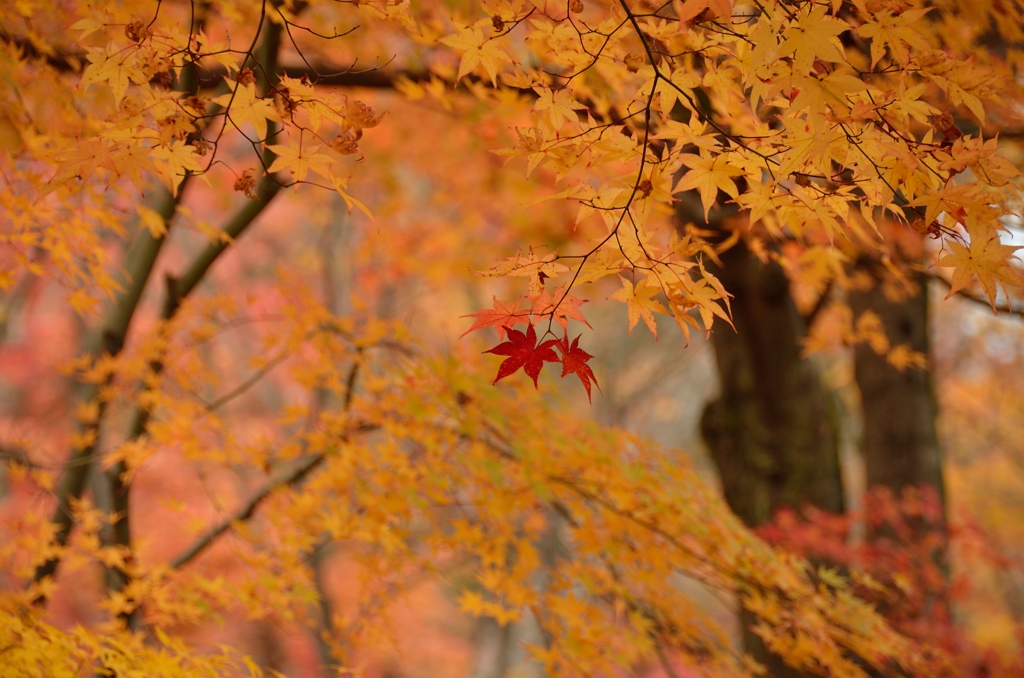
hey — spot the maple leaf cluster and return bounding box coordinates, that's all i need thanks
[460,272,599,398]
[484,323,599,401]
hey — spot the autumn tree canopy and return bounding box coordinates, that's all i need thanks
[1,0,1022,676]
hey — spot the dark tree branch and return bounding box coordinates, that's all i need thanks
[105,16,290,631]
[1,30,430,90]
[926,269,1024,317]
[31,183,187,600]
[169,421,372,570]
[170,452,325,570]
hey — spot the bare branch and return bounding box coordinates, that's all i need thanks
[169,353,366,570]
[0,29,430,90]
[202,350,290,411]
[0,444,44,473]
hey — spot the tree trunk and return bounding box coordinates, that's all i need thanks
[700,240,844,676]
[701,241,845,524]
[849,264,949,629]
[849,268,945,504]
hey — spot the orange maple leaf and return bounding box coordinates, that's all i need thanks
[531,287,592,332]
[674,152,744,220]
[609,275,667,340]
[779,4,849,74]
[461,297,531,339]
[676,0,732,25]
[439,26,510,86]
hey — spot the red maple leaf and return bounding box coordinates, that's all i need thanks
[485,323,558,387]
[554,333,600,402]
[461,296,531,339]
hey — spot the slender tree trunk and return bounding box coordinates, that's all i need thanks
[699,239,844,676]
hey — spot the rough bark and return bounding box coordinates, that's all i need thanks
[849,268,945,504]
[701,241,845,524]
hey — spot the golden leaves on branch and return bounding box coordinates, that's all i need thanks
[456,0,1023,398]
[440,24,512,86]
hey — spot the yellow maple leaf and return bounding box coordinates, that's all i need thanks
[734,179,786,228]
[67,289,100,318]
[609,275,667,339]
[575,248,627,284]
[328,170,374,219]
[109,142,156,195]
[779,4,848,74]
[532,86,586,132]
[46,138,111,189]
[267,137,332,183]
[150,140,202,196]
[69,17,105,40]
[440,26,510,86]
[887,344,928,372]
[668,274,732,342]
[655,67,702,118]
[911,182,986,226]
[136,205,166,238]
[934,236,1022,310]
[214,79,282,142]
[477,250,571,298]
[80,46,141,102]
[674,151,745,220]
[857,8,931,69]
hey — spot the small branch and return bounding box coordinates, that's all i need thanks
[104,19,289,631]
[654,636,682,678]
[170,359,367,570]
[0,444,44,473]
[168,426,372,570]
[926,270,1024,317]
[1,29,429,90]
[170,451,326,570]
[168,160,284,314]
[309,539,341,674]
[202,350,290,411]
